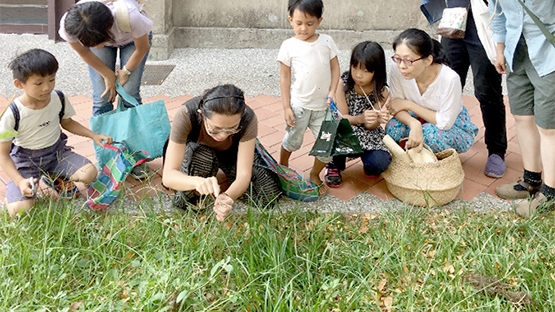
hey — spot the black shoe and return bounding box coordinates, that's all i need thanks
[325,166,342,188]
[130,163,153,180]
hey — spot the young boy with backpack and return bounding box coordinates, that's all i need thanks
[0,49,112,217]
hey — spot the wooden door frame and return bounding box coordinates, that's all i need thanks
[0,0,76,40]
[47,0,76,41]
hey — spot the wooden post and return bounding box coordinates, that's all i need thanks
[47,0,76,41]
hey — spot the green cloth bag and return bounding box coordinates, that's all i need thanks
[90,81,171,168]
[309,105,363,158]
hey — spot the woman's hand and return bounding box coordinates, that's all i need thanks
[325,94,334,105]
[378,110,390,124]
[494,52,506,75]
[387,98,409,116]
[407,122,424,152]
[194,176,221,197]
[117,69,129,86]
[494,43,506,74]
[362,109,379,125]
[213,193,234,222]
[102,73,117,103]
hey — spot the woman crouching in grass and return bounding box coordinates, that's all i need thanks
[163,84,281,221]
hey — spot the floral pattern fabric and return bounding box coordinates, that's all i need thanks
[385,106,478,153]
[342,74,389,153]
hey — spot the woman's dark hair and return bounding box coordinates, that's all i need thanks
[64,1,114,47]
[392,28,449,65]
[199,84,246,118]
[9,49,59,82]
[345,41,388,103]
[288,0,324,18]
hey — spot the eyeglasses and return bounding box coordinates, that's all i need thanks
[391,55,424,67]
[204,118,241,135]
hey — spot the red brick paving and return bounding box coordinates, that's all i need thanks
[0,93,520,205]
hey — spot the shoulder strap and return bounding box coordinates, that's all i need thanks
[185,98,201,142]
[112,0,132,32]
[9,102,20,132]
[55,90,65,123]
[6,91,65,132]
[517,0,555,48]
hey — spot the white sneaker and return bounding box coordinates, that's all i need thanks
[130,163,152,180]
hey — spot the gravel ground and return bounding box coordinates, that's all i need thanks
[0,33,513,216]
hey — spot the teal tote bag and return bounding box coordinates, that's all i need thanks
[90,82,171,168]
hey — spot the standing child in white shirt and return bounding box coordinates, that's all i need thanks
[277,0,340,188]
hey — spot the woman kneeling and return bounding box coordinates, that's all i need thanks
[163,84,281,221]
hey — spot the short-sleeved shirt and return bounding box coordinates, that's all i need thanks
[170,97,257,153]
[59,0,153,47]
[0,91,76,149]
[389,62,463,130]
[277,33,339,110]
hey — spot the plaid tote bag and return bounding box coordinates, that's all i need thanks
[255,139,319,202]
[86,142,149,210]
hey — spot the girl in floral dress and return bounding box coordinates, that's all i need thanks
[324,41,392,187]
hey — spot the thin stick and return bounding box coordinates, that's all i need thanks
[359,86,380,112]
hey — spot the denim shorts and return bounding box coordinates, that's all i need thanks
[5,133,91,203]
[507,40,555,129]
[282,106,331,163]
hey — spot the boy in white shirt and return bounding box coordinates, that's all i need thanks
[0,49,112,217]
[277,0,340,188]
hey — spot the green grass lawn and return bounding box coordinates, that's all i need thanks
[1,198,554,311]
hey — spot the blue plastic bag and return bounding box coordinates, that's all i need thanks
[90,82,171,168]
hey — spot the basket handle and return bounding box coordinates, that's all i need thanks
[401,138,438,163]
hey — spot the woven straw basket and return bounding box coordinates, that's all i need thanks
[382,148,464,207]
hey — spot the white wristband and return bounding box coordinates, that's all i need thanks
[122,65,132,75]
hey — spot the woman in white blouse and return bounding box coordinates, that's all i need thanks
[385,28,478,153]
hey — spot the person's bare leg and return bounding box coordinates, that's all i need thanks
[514,115,542,172]
[539,126,555,187]
[70,163,97,184]
[279,146,292,167]
[310,158,326,186]
[515,126,555,217]
[7,199,35,218]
